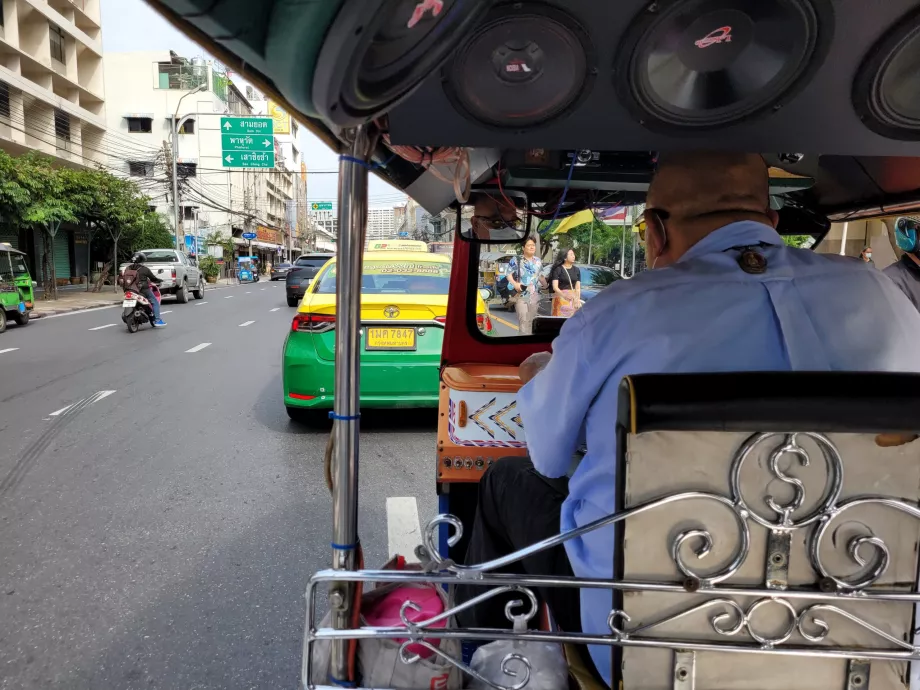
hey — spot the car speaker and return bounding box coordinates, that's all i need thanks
[853,6,920,141]
[312,0,491,126]
[444,3,595,129]
[614,0,833,130]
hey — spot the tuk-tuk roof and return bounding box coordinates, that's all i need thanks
[0,243,25,256]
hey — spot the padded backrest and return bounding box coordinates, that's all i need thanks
[615,373,920,690]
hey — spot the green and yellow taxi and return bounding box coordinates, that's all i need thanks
[0,243,34,333]
[282,245,491,416]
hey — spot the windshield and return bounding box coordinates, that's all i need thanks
[275,263,292,269]
[143,251,178,263]
[0,252,28,280]
[315,260,451,295]
[295,257,332,268]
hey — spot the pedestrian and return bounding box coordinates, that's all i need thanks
[507,235,544,335]
[860,246,874,264]
[549,248,582,318]
[884,217,920,310]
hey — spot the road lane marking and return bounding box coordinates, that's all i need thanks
[161,310,173,315]
[270,308,280,312]
[49,390,116,417]
[490,313,520,332]
[239,321,255,327]
[194,301,208,306]
[386,497,422,564]
[88,324,116,331]
[261,288,266,291]
[0,348,19,354]
[186,343,211,353]
[224,295,233,299]
[245,291,252,294]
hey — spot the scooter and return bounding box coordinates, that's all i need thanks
[121,284,161,333]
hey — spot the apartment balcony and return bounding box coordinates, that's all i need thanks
[46,0,101,35]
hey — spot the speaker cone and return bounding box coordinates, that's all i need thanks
[854,7,920,140]
[615,0,832,130]
[313,0,490,126]
[445,4,595,129]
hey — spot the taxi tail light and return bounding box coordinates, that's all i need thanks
[476,314,485,329]
[292,313,336,332]
[434,316,447,324]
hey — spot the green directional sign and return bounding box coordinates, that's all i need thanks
[311,202,333,211]
[222,150,275,168]
[220,117,275,168]
[222,133,273,152]
[220,116,273,135]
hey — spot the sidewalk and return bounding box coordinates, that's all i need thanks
[30,288,122,318]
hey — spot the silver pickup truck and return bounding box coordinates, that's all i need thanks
[119,249,205,303]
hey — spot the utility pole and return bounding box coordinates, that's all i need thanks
[172,84,206,252]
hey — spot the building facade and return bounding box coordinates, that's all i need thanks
[366,206,396,243]
[0,0,106,282]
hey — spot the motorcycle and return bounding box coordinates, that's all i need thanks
[121,284,161,333]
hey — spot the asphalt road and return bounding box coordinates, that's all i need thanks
[0,281,436,689]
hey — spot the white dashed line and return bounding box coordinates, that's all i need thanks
[0,348,19,354]
[185,343,211,353]
[386,497,422,564]
[260,288,266,291]
[88,324,116,331]
[270,308,280,312]
[224,295,233,299]
[49,390,116,417]
[245,291,252,294]
[160,310,173,315]
[239,320,255,327]
[194,301,208,306]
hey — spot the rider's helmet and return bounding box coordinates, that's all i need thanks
[132,252,147,264]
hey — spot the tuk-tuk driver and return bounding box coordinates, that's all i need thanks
[459,152,920,686]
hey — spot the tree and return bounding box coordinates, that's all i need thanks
[130,212,173,252]
[783,235,813,248]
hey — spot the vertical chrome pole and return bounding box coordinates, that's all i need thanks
[329,125,369,683]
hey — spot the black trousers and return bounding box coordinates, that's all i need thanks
[456,457,581,634]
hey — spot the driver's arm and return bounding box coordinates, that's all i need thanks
[141,266,162,284]
[517,310,604,478]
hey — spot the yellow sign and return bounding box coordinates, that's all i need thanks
[267,100,291,135]
[256,225,282,244]
[300,161,306,183]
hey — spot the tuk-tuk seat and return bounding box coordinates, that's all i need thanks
[614,372,920,690]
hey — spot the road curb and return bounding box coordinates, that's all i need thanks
[29,301,121,319]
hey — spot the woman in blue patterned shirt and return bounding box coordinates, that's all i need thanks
[508,235,545,335]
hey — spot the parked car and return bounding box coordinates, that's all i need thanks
[271,262,293,281]
[537,263,621,317]
[285,252,335,307]
[119,249,205,303]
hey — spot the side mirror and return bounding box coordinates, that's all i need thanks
[31,281,37,287]
[459,188,529,244]
[479,287,493,301]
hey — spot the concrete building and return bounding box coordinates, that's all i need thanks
[366,206,395,242]
[0,0,106,282]
[310,209,337,240]
[102,50,295,267]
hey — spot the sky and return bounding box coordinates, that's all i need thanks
[99,0,407,209]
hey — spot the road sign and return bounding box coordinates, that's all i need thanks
[311,202,333,211]
[242,232,257,240]
[223,151,275,168]
[220,117,273,135]
[399,231,409,237]
[222,133,273,152]
[221,117,274,168]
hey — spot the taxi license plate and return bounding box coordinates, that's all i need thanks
[365,327,416,351]
[122,299,137,307]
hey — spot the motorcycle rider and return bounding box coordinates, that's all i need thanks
[123,253,166,327]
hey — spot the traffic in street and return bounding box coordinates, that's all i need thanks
[0,282,435,688]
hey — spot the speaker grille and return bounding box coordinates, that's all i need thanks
[444,4,595,129]
[854,7,920,140]
[615,0,832,130]
[314,0,490,126]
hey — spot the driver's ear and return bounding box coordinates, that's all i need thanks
[766,207,780,228]
[645,212,667,259]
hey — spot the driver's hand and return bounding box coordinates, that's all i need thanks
[519,352,552,385]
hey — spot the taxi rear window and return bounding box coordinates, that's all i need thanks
[315,260,451,295]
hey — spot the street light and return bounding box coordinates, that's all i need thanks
[172,83,207,252]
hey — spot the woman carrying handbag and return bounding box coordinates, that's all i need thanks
[549,249,582,318]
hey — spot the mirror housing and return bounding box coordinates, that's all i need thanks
[479,287,494,302]
[459,188,529,244]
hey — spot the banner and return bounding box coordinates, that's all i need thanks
[267,100,291,134]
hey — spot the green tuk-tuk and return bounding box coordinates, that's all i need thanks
[0,242,34,333]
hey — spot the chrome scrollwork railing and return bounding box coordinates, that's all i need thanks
[304,432,920,690]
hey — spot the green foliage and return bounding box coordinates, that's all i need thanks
[198,255,220,279]
[782,235,813,248]
[543,217,646,268]
[131,213,174,252]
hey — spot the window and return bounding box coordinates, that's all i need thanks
[177,162,197,178]
[0,81,9,121]
[127,117,152,133]
[143,250,179,263]
[182,206,197,220]
[316,260,451,295]
[128,161,153,177]
[292,121,299,137]
[148,205,157,214]
[175,118,195,134]
[54,109,70,141]
[50,24,65,63]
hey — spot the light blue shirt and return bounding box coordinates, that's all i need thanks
[517,221,920,685]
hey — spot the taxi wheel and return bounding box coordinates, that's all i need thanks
[287,295,298,307]
[286,406,323,426]
[13,310,29,327]
[0,309,6,334]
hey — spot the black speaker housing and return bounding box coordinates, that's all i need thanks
[853,5,920,141]
[387,0,920,156]
[312,0,491,126]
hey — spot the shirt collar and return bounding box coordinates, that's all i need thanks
[677,221,784,265]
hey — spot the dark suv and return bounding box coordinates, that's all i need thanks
[285,253,335,307]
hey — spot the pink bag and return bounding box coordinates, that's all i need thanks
[364,584,446,659]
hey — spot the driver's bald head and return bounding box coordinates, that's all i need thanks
[647,152,770,223]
